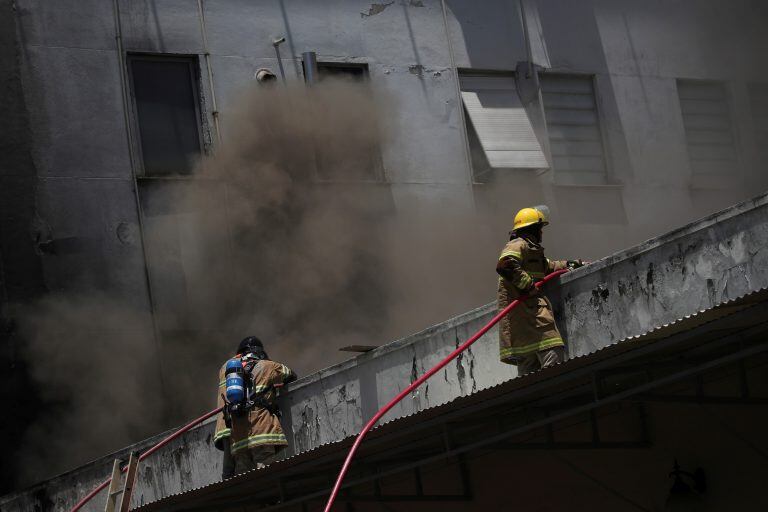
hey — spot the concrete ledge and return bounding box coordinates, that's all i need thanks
[3,191,768,511]
[554,192,768,357]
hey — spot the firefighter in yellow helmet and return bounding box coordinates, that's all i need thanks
[496,206,584,374]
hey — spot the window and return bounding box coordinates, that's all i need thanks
[677,80,737,175]
[460,74,549,183]
[316,62,368,82]
[128,55,203,176]
[301,60,382,181]
[302,60,369,84]
[540,74,607,184]
[748,83,768,171]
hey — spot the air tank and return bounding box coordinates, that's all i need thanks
[225,358,246,404]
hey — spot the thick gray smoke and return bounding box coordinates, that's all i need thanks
[17,60,766,485]
[15,79,502,484]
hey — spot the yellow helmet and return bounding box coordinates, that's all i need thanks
[513,206,549,231]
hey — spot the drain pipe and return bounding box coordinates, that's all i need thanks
[302,51,318,85]
[196,0,221,144]
[110,0,168,401]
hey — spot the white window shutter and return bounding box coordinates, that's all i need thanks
[460,76,549,170]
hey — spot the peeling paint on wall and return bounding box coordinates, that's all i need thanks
[361,2,394,18]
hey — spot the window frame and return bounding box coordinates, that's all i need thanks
[299,59,385,183]
[538,71,611,186]
[457,68,549,185]
[675,78,741,185]
[315,61,371,82]
[126,53,206,178]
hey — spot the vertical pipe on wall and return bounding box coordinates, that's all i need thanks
[196,0,240,346]
[196,0,222,144]
[110,0,168,398]
[302,51,318,85]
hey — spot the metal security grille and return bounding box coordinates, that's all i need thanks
[460,75,548,171]
[540,74,607,182]
[749,83,768,171]
[677,80,737,175]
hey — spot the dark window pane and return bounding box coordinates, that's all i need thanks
[130,57,201,175]
[317,64,366,82]
[302,62,381,181]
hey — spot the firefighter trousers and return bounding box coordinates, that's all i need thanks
[233,445,280,474]
[518,346,565,376]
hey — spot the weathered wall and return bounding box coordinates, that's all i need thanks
[9,0,768,323]
[555,192,768,357]
[0,0,47,495]
[3,190,768,511]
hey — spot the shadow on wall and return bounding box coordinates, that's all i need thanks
[0,0,47,495]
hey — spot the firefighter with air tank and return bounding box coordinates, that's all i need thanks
[214,336,296,478]
[496,206,585,375]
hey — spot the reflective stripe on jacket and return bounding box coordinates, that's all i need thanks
[214,359,296,454]
[496,236,567,364]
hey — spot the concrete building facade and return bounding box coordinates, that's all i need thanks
[1,0,767,496]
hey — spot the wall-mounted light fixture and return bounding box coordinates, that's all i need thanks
[665,460,706,512]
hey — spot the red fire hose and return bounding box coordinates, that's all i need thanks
[322,269,569,512]
[70,269,567,512]
[69,406,224,512]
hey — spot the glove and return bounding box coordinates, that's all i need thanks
[567,259,585,270]
[522,282,539,298]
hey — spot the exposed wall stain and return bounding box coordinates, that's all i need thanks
[295,402,319,453]
[410,354,418,384]
[409,64,425,77]
[468,352,477,393]
[361,1,394,17]
[409,0,425,6]
[455,333,466,395]
[646,262,654,287]
[31,488,53,512]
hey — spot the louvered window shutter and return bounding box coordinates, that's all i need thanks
[541,74,607,182]
[677,80,737,175]
[460,75,549,170]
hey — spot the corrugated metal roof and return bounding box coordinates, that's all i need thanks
[135,286,768,511]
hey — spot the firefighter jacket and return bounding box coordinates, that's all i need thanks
[496,236,567,364]
[213,359,296,455]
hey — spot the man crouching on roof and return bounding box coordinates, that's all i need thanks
[214,336,297,477]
